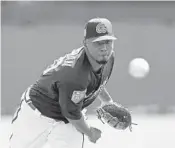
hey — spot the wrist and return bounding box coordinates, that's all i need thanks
[87,126,93,137]
[101,99,113,106]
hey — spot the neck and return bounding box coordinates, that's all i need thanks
[84,47,102,72]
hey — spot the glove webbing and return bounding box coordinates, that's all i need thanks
[97,107,137,132]
[97,108,120,128]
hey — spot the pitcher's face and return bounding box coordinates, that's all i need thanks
[85,38,114,64]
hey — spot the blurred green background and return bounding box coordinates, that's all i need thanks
[1,1,175,115]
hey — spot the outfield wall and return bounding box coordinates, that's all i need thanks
[1,1,175,115]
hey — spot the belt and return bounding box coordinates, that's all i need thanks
[27,101,37,110]
[26,100,55,122]
[23,90,69,124]
[26,100,69,124]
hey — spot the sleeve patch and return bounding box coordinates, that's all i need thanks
[71,89,87,104]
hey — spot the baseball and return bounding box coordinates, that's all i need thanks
[128,58,150,78]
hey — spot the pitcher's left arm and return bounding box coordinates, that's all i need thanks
[97,87,136,131]
[98,87,114,105]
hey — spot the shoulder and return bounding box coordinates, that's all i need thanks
[56,48,89,87]
[62,47,85,68]
[41,47,83,76]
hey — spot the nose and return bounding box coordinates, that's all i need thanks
[101,44,107,51]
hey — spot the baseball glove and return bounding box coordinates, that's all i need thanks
[96,102,137,132]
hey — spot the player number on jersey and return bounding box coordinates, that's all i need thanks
[43,57,64,75]
[42,48,82,75]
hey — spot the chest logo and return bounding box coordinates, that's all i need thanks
[71,89,87,104]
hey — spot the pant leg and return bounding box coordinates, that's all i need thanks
[9,92,56,148]
[47,122,84,148]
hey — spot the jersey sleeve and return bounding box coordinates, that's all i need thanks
[56,67,87,120]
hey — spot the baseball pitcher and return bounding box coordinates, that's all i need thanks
[9,18,134,148]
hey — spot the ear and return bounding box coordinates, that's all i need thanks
[83,39,86,46]
[83,39,87,47]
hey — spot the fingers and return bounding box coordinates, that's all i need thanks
[89,138,97,143]
[88,127,102,143]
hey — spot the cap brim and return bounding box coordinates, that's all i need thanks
[92,35,117,42]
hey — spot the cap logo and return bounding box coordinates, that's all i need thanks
[96,23,107,34]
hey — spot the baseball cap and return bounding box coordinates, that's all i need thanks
[84,18,117,42]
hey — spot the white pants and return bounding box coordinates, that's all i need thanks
[9,90,84,148]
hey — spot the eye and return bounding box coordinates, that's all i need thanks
[95,41,104,46]
[105,40,112,44]
[95,40,112,46]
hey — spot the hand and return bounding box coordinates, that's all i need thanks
[88,127,102,143]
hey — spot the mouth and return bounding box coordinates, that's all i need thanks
[101,53,109,57]
[100,51,109,56]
